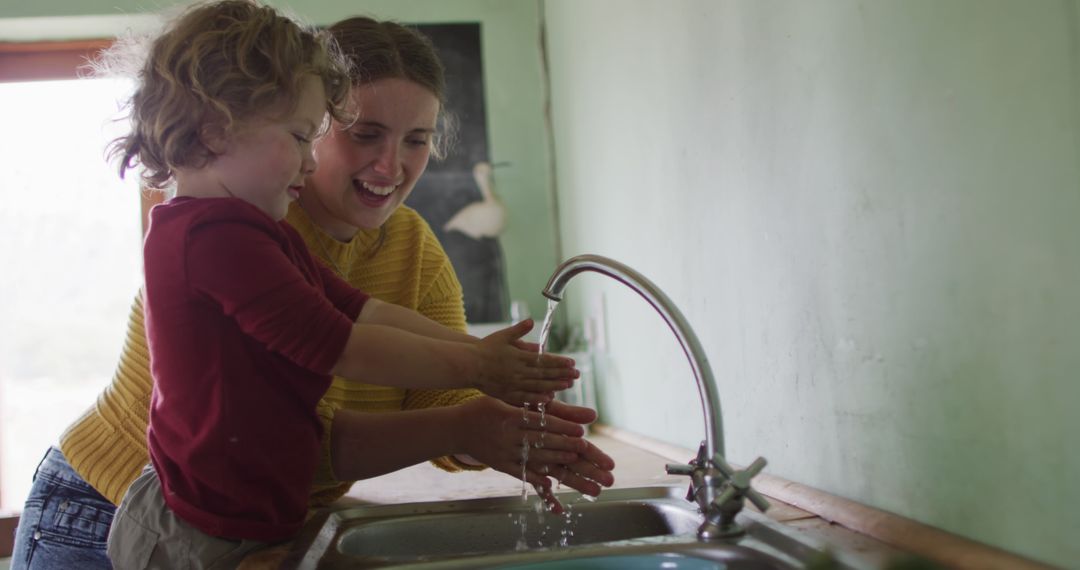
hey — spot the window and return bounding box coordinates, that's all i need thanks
[0,42,141,542]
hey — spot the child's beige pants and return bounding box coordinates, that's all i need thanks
[106,466,268,569]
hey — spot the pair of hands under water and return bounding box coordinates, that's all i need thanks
[466,319,616,513]
[454,397,615,514]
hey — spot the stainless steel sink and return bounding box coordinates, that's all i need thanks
[284,485,860,569]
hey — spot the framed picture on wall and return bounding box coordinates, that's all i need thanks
[407,22,509,324]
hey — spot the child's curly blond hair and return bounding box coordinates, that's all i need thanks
[105,0,352,190]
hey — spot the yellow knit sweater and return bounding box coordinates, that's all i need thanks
[60,203,483,507]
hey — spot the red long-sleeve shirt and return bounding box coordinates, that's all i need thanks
[143,197,368,541]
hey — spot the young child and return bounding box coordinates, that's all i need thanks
[101,1,576,567]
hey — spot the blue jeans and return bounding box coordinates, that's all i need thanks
[10,447,115,570]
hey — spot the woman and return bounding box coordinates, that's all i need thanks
[11,15,614,569]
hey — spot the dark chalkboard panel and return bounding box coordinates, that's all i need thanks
[405,23,508,323]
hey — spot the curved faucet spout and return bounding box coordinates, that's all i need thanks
[542,254,724,459]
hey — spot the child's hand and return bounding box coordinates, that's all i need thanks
[472,319,578,405]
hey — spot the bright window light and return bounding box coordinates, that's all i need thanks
[0,77,142,512]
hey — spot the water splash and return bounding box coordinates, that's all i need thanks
[520,404,532,500]
[515,298,564,547]
[520,433,530,501]
[559,508,574,546]
[515,510,529,550]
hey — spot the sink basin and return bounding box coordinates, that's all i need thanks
[337,492,700,559]
[497,554,725,570]
[284,485,859,569]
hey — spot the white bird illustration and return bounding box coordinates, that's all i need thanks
[443,161,507,240]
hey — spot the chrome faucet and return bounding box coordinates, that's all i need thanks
[542,254,770,539]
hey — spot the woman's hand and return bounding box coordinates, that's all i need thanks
[453,398,615,509]
[471,320,579,405]
[524,401,616,498]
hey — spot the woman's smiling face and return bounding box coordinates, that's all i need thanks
[300,77,441,241]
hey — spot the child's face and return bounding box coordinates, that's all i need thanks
[301,77,440,240]
[211,75,327,220]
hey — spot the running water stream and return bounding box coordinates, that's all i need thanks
[513,299,564,550]
[519,298,560,499]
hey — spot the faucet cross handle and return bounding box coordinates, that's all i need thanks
[664,462,696,477]
[665,441,709,473]
[665,441,710,503]
[712,455,771,512]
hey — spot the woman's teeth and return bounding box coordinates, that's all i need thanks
[362,182,396,196]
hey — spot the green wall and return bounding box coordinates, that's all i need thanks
[544,0,1079,567]
[0,0,559,322]
[6,0,1079,566]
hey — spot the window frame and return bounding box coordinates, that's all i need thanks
[0,38,111,82]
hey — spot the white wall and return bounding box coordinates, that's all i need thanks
[544,1,1079,567]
